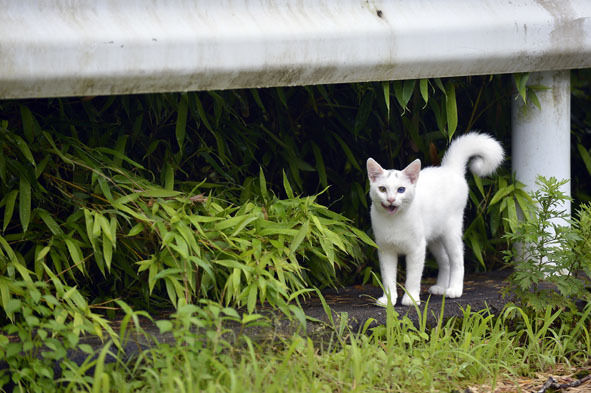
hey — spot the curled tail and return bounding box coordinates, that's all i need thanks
[441,132,504,177]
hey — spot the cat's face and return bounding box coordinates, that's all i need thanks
[367,158,421,215]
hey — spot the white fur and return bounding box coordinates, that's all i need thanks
[367,132,504,306]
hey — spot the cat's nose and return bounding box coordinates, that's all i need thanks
[387,197,395,204]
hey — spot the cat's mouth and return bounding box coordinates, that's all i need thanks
[381,203,398,214]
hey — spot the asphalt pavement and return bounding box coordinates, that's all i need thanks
[300,270,511,334]
[70,271,512,366]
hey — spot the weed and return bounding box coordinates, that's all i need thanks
[504,177,591,311]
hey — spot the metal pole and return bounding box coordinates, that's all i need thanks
[511,70,571,220]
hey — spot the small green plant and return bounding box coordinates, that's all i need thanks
[503,176,591,311]
[0,279,117,392]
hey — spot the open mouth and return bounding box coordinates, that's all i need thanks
[381,203,398,214]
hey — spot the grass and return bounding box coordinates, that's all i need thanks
[6,299,584,393]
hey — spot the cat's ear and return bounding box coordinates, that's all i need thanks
[402,159,421,184]
[367,158,384,183]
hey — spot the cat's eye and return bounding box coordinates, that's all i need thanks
[397,187,406,193]
[378,186,387,193]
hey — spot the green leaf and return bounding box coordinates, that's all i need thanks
[92,342,112,393]
[348,226,378,248]
[19,105,37,143]
[230,214,259,237]
[112,134,128,167]
[419,79,429,106]
[91,211,102,240]
[283,170,294,199]
[19,177,31,232]
[215,213,257,232]
[0,244,15,275]
[290,220,309,253]
[276,87,288,109]
[577,144,591,175]
[103,234,113,272]
[164,162,175,191]
[506,197,518,232]
[97,177,113,201]
[445,81,458,140]
[64,238,85,273]
[34,154,50,179]
[429,99,446,132]
[175,93,188,152]
[194,94,215,133]
[144,140,161,159]
[250,89,267,113]
[43,131,73,164]
[247,284,258,313]
[473,174,485,198]
[155,320,173,334]
[434,78,446,95]
[35,245,51,263]
[382,81,391,120]
[259,125,289,149]
[311,142,328,188]
[141,189,182,198]
[37,208,63,236]
[393,80,415,112]
[259,167,269,202]
[332,132,361,172]
[109,213,118,241]
[114,193,140,205]
[469,233,485,268]
[489,184,515,206]
[318,233,335,264]
[354,90,374,135]
[12,134,36,167]
[94,146,144,169]
[168,277,183,305]
[529,89,542,110]
[2,190,18,232]
[514,73,529,103]
[127,223,144,237]
[97,214,114,243]
[242,313,263,325]
[514,190,534,220]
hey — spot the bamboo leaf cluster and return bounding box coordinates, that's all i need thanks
[0,117,372,315]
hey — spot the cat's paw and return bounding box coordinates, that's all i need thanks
[444,286,463,298]
[428,285,447,296]
[429,285,462,298]
[376,295,397,307]
[401,293,420,306]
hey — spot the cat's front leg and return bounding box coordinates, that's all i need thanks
[428,239,450,296]
[401,243,426,306]
[376,249,398,306]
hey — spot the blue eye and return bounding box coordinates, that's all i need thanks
[397,187,406,193]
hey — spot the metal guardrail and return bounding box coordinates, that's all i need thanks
[0,0,590,99]
[0,0,588,208]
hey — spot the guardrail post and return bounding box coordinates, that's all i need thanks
[511,70,571,221]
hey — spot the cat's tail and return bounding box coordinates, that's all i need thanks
[441,132,504,177]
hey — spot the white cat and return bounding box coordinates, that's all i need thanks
[367,132,504,306]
